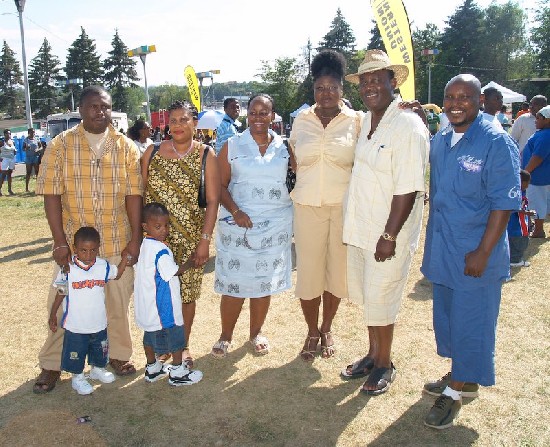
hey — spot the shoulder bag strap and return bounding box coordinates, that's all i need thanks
[148,141,161,169]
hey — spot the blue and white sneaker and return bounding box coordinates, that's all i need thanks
[168,364,203,386]
[145,361,169,383]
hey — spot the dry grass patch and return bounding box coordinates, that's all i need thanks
[0,176,549,446]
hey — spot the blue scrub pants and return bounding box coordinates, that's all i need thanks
[432,282,502,386]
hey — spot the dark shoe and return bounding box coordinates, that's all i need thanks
[423,372,479,398]
[33,369,61,394]
[360,363,396,396]
[340,355,375,379]
[109,358,136,376]
[424,394,462,429]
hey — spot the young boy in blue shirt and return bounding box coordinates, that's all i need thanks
[134,203,203,386]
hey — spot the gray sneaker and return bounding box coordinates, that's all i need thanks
[423,372,479,398]
[424,394,462,429]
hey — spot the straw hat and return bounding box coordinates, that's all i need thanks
[345,49,409,87]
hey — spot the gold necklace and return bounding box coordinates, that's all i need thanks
[171,140,194,159]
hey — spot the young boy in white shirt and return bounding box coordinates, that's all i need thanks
[49,227,128,395]
[134,202,203,386]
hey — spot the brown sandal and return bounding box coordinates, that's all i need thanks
[33,369,61,394]
[109,359,136,376]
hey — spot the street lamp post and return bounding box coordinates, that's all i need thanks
[421,49,440,104]
[128,45,156,123]
[196,70,220,110]
[14,0,32,128]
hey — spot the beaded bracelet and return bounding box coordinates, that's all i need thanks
[232,208,241,216]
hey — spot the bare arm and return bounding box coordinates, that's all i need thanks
[48,292,65,332]
[464,210,511,277]
[44,194,71,268]
[194,146,221,267]
[115,257,128,280]
[121,195,143,266]
[375,192,417,261]
[524,155,544,174]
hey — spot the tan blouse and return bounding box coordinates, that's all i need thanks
[289,104,363,206]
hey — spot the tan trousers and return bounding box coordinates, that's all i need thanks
[38,255,134,371]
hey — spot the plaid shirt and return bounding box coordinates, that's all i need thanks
[36,123,143,258]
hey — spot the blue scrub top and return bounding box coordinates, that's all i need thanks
[522,128,550,186]
[422,114,521,289]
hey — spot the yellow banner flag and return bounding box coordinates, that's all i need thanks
[184,65,201,112]
[371,0,415,100]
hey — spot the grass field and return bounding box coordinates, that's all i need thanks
[0,175,548,446]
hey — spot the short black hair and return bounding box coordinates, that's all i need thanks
[74,226,101,245]
[168,100,198,120]
[224,98,238,109]
[484,87,502,99]
[247,93,275,110]
[519,169,531,183]
[80,85,110,105]
[311,49,346,83]
[143,202,169,222]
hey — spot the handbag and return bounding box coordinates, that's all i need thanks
[198,145,209,208]
[286,166,296,193]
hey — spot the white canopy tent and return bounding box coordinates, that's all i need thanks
[481,81,526,103]
[290,103,310,118]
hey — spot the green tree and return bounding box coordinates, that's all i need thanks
[65,27,103,99]
[149,84,189,111]
[531,2,550,77]
[28,38,62,118]
[257,57,301,122]
[367,20,386,52]
[318,8,356,56]
[125,86,146,120]
[103,30,139,113]
[412,23,442,103]
[0,40,23,118]
[482,1,527,82]
[295,39,314,108]
[430,0,486,105]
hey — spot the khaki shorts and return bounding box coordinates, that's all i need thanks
[347,244,412,325]
[293,203,348,300]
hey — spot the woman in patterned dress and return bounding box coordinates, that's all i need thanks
[211,94,293,357]
[141,101,220,366]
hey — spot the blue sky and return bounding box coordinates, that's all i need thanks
[0,0,528,86]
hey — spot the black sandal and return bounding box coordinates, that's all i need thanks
[360,363,396,396]
[340,356,375,379]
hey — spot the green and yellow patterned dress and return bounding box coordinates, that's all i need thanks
[145,142,205,303]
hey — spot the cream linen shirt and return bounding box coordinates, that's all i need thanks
[343,97,430,253]
[289,104,363,206]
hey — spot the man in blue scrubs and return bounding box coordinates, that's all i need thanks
[421,74,521,429]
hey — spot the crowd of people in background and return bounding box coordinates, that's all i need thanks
[1,47,545,431]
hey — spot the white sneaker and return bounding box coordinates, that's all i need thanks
[168,364,203,386]
[72,373,94,395]
[510,260,530,267]
[145,361,169,383]
[89,366,116,383]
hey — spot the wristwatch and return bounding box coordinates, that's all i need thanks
[201,233,211,241]
[381,232,397,242]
